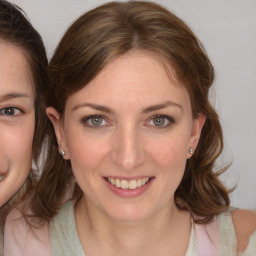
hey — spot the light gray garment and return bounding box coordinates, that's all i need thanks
[49,200,199,256]
[50,201,85,256]
[49,200,256,255]
[218,211,256,255]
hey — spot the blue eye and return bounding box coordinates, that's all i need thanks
[148,115,175,128]
[0,107,22,116]
[82,115,108,128]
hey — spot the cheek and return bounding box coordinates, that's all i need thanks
[3,123,34,163]
[0,119,35,206]
[148,133,190,168]
[66,130,108,176]
[149,136,189,197]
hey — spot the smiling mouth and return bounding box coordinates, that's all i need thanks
[105,177,152,190]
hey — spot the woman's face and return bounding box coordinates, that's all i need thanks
[0,42,35,207]
[49,51,205,222]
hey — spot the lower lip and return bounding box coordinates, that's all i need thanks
[104,178,154,198]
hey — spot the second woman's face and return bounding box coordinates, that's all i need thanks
[0,42,35,207]
[50,51,205,222]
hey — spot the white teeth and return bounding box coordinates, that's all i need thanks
[120,180,129,189]
[129,180,137,190]
[107,177,150,190]
[143,177,149,185]
[115,179,121,188]
[137,179,142,187]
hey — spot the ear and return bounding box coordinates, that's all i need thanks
[187,113,206,158]
[46,107,70,160]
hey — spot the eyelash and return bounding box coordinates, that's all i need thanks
[81,114,175,129]
[81,115,109,128]
[146,114,175,129]
[0,107,23,117]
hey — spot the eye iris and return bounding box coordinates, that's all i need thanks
[4,108,15,115]
[153,117,165,126]
[91,116,102,125]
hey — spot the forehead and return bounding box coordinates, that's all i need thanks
[98,51,178,86]
[67,51,191,111]
[0,41,34,95]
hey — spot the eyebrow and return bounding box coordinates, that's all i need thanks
[142,101,183,113]
[0,93,31,102]
[73,100,183,114]
[73,103,113,113]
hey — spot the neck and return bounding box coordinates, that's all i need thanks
[75,197,191,256]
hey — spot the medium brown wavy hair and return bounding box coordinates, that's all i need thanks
[0,0,48,216]
[31,1,230,224]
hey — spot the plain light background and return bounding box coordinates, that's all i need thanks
[11,0,256,209]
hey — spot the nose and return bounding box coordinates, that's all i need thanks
[111,124,145,171]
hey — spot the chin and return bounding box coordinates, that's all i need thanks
[103,204,152,223]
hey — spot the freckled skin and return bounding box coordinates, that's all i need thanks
[0,42,35,207]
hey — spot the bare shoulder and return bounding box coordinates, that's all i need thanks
[232,209,256,252]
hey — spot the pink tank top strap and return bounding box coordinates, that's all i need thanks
[4,208,52,255]
[194,216,220,256]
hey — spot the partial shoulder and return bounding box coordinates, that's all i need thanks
[4,207,52,255]
[232,209,256,252]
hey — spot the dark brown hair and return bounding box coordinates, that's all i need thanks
[0,0,48,213]
[32,1,230,224]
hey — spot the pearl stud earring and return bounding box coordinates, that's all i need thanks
[59,150,65,157]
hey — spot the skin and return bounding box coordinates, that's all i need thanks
[48,51,205,255]
[3,49,255,255]
[0,41,35,207]
[232,209,256,252]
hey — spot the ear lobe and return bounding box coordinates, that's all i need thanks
[187,113,206,158]
[46,107,70,159]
